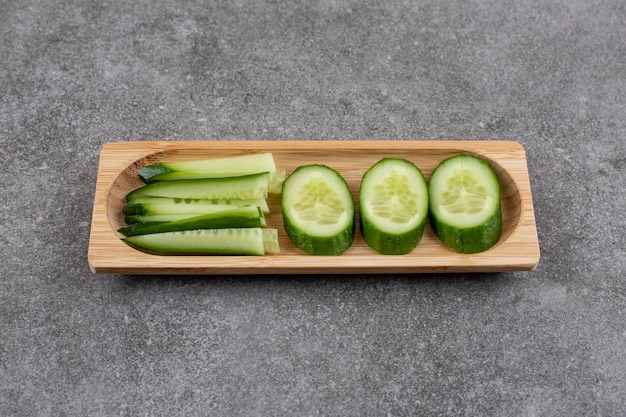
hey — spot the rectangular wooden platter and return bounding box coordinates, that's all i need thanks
[88,140,540,274]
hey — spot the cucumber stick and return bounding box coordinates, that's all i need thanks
[123,228,280,255]
[281,165,354,255]
[125,213,210,224]
[125,212,267,227]
[118,206,264,237]
[138,152,277,182]
[124,196,270,216]
[428,154,502,253]
[359,158,429,254]
[126,172,270,201]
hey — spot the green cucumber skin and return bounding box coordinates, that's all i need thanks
[118,207,263,237]
[430,203,502,253]
[122,228,269,255]
[360,216,426,255]
[138,164,171,183]
[126,172,269,201]
[283,216,354,256]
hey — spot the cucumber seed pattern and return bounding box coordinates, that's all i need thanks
[369,171,419,223]
[441,167,488,214]
[293,177,344,225]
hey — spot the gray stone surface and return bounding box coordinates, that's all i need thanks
[1,0,624,416]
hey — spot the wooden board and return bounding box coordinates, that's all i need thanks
[88,140,540,274]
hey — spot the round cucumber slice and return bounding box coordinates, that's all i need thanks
[359,158,429,254]
[281,164,354,255]
[428,154,502,253]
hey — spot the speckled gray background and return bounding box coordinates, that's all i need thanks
[1,0,624,416]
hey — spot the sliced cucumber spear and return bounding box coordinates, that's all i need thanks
[359,158,429,254]
[118,206,265,237]
[125,211,267,226]
[122,228,280,255]
[125,213,210,224]
[281,164,354,255]
[124,196,270,216]
[137,152,285,195]
[126,172,270,201]
[428,154,502,253]
[138,152,277,182]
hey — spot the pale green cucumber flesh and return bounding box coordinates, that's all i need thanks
[262,228,280,254]
[268,169,286,195]
[428,154,502,253]
[138,153,276,182]
[281,164,354,255]
[124,212,267,227]
[123,228,277,255]
[124,197,269,216]
[118,206,263,237]
[359,158,429,255]
[125,172,270,201]
[125,214,199,224]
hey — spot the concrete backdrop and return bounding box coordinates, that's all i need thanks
[1,0,624,416]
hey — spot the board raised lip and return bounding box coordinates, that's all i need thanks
[88,140,540,274]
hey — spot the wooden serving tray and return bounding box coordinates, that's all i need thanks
[88,140,540,274]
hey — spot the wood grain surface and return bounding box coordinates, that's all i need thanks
[88,140,540,274]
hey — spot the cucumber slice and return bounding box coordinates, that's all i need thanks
[124,196,269,216]
[125,172,270,201]
[359,158,428,254]
[123,228,279,255]
[428,154,502,253]
[281,164,354,255]
[118,206,264,237]
[138,152,276,182]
